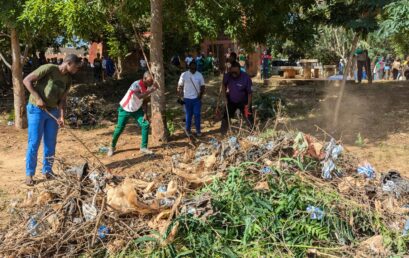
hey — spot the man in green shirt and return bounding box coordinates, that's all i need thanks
[23,54,82,186]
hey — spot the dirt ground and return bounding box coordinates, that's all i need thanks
[1,77,409,229]
[266,79,409,175]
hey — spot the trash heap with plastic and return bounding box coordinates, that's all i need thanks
[0,131,408,256]
[66,95,116,127]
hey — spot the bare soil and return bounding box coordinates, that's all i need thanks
[266,79,409,174]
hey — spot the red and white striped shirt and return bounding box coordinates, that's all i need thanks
[120,80,147,112]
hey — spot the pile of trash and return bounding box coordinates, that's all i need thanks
[1,131,408,256]
[66,95,116,127]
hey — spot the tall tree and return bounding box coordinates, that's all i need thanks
[10,27,26,129]
[0,1,28,129]
[0,0,63,129]
[150,0,167,143]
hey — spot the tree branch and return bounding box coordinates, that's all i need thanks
[0,52,11,69]
[0,32,11,38]
[22,44,30,63]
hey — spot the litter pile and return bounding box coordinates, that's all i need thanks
[66,95,116,127]
[1,131,408,256]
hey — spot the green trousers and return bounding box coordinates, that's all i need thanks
[111,106,149,148]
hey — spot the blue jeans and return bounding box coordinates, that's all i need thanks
[26,103,60,176]
[184,98,201,134]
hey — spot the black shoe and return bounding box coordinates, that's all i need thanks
[44,172,56,180]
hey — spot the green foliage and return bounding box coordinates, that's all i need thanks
[314,0,394,34]
[52,0,106,41]
[309,26,354,63]
[7,109,15,121]
[127,162,397,257]
[253,94,284,121]
[379,0,409,55]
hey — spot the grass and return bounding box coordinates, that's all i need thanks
[119,160,406,258]
[6,109,14,122]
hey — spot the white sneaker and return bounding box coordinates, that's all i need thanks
[140,148,154,155]
[107,147,115,157]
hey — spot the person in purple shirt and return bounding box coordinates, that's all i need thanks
[220,61,253,134]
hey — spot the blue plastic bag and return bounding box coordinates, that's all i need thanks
[306,205,324,220]
[357,163,376,179]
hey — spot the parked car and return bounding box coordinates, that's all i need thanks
[271,59,299,76]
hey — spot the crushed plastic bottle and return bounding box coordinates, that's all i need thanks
[402,219,409,236]
[209,138,220,149]
[322,160,336,179]
[159,198,175,208]
[27,217,39,236]
[73,217,82,224]
[98,146,109,154]
[246,136,262,144]
[7,121,14,126]
[261,166,272,174]
[89,171,105,193]
[306,205,324,220]
[263,141,275,151]
[98,225,110,240]
[321,138,343,179]
[82,203,97,221]
[157,185,167,193]
[187,206,197,215]
[228,136,239,149]
[357,163,376,179]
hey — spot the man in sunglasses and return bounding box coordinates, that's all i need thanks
[220,61,253,135]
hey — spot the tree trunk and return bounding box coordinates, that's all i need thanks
[149,0,168,144]
[332,32,360,128]
[116,56,123,79]
[11,28,27,129]
[0,61,6,89]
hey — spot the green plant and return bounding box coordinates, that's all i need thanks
[165,109,182,136]
[7,109,14,121]
[126,163,395,257]
[355,133,364,146]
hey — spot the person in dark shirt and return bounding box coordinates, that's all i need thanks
[93,53,103,82]
[384,54,393,80]
[220,61,253,134]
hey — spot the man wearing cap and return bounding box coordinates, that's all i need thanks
[108,72,158,157]
[23,54,82,186]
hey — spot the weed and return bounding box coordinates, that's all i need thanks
[165,109,182,136]
[7,109,14,121]
[355,133,365,147]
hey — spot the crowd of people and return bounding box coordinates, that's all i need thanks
[168,51,219,76]
[22,51,116,83]
[339,49,409,82]
[22,49,255,185]
[19,45,409,185]
[379,55,409,81]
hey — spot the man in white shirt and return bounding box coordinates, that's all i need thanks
[108,72,158,156]
[178,62,205,137]
[184,54,193,70]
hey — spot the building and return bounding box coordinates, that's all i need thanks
[200,37,261,77]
